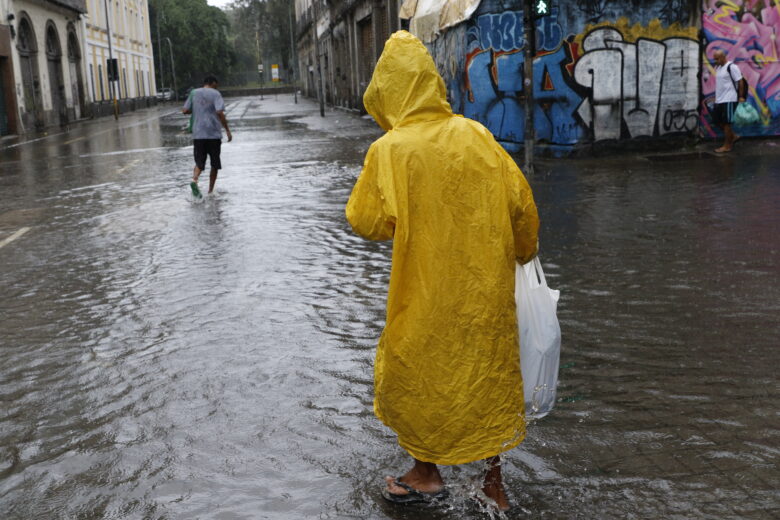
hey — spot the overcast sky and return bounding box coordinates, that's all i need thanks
[207,0,233,9]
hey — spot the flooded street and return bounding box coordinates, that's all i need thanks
[1,96,778,519]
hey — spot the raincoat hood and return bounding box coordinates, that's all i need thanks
[363,31,452,131]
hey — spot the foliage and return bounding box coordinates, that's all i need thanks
[149,0,234,92]
[225,0,296,84]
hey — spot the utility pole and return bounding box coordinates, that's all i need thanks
[312,0,325,117]
[288,0,298,103]
[523,0,536,174]
[255,19,263,100]
[104,0,119,119]
[165,37,176,101]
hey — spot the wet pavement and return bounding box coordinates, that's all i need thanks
[1,96,779,520]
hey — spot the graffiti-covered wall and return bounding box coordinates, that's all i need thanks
[701,0,780,138]
[427,0,780,150]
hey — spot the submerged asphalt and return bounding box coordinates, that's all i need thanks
[1,96,778,519]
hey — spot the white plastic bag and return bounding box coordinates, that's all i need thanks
[515,257,561,419]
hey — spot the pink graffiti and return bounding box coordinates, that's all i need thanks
[702,0,780,134]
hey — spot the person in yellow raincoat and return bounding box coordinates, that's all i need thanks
[346,31,539,511]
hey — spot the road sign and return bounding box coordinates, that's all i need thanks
[533,0,551,17]
[272,64,279,82]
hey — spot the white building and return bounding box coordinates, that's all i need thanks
[0,0,88,134]
[82,0,156,109]
[0,0,155,136]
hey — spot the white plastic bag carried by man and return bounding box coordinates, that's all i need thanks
[515,257,561,419]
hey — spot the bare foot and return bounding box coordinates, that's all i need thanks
[482,480,510,511]
[385,459,444,496]
[714,146,731,153]
[482,456,510,511]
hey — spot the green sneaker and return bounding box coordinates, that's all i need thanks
[190,181,203,199]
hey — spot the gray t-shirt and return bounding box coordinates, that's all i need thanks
[184,87,225,139]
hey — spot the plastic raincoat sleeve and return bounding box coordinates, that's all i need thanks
[499,146,539,264]
[345,144,396,240]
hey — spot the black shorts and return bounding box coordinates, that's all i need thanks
[712,102,737,126]
[193,139,222,170]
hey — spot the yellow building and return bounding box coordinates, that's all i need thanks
[83,0,156,106]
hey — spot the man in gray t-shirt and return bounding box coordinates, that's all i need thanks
[182,75,232,197]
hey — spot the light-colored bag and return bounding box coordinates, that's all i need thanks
[734,102,760,126]
[515,257,561,419]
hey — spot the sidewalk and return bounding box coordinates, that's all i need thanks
[298,97,780,167]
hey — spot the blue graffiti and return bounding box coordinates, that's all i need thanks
[472,12,525,52]
[468,8,562,53]
[534,45,585,144]
[536,8,564,51]
[463,43,584,146]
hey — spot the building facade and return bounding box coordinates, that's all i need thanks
[295,0,401,112]
[0,0,155,136]
[82,0,156,117]
[426,0,778,150]
[297,0,779,150]
[0,0,88,135]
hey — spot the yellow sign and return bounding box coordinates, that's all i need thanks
[272,64,279,82]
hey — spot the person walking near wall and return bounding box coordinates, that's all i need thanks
[182,75,232,197]
[712,50,746,153]
[345,31,539,512]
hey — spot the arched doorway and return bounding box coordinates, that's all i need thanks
[45,22,67,126]
[66,25,85,120]
[16,14,44,131]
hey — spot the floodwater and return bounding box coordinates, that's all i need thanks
[1,97,778,519]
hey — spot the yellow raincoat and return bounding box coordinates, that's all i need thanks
[346,31,539,465]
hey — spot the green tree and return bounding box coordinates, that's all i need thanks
[227,0,295,85]
[150,0,234,94]
[223,1,261,86]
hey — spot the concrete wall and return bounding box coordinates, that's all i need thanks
[428,0,779,151]
[86,94,155,117]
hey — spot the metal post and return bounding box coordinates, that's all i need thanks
[255,20,263,101]
[523,0,535,174]
[104,0,119,119]
[289,0,298,103]
[312,0,325,117]
[165,37,176,101]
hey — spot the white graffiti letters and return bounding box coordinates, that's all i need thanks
[573,27,698,140]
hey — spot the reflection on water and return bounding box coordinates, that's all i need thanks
[1,98,779,519]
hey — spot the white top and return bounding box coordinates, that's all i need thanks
[715,61,743,103]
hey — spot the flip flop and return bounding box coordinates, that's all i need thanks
[190,181,203,199]
[381,478,449,505]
